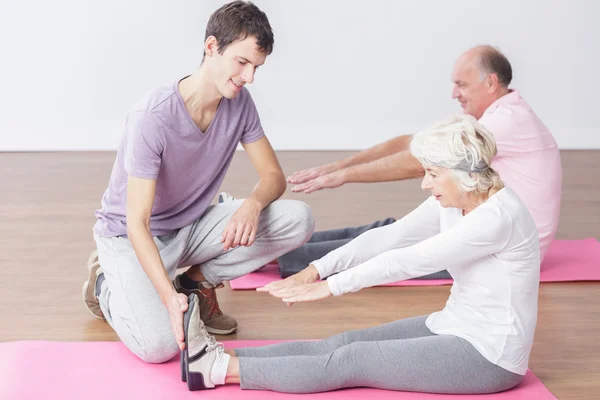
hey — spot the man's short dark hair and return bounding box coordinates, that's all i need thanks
[478,46,513,87]
[205,1,274,57]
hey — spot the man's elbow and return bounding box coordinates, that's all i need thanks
[126,215,151,237]
[273,171,287,197]
[413,164,425,178]
[405,154,425,178]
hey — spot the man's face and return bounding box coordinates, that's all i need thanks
[207,35,267,99]
[451,53,492,120]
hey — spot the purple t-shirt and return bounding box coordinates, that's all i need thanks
[94,78,265,237]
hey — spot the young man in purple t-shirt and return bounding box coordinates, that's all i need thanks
[83,1,314,365]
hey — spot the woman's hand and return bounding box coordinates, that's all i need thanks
[268,281,332,304]
[257,264,320,293]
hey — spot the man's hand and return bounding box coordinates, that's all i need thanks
[221,198,262,251]
[287,163,338,185]
[257,264,320,293]
[165,291,190,350]
[268,281,332,304]
[290,170,345,194]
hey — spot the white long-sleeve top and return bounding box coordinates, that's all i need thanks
[312,187,540,375]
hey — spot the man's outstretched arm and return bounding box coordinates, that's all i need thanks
[290,149,424,194]
[287,134,413,186]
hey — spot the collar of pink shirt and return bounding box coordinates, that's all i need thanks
[482,89,531,115]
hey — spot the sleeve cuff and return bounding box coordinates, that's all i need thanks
[311,260,328,280]
[125,167,159,180]
[326,275,345,297]
[240,131,265,144]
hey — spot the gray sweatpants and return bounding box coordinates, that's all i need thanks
[278,218,451,280]
[94,199,314,363]
[236,315,523,394]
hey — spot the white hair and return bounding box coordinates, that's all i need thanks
[410,114,504,194]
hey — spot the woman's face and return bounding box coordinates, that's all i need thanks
[420,166,464,209]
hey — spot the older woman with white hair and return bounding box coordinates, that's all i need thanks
[180,114,540,394]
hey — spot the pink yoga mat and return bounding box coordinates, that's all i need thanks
[0,341,556,399]
[230,238,600,290]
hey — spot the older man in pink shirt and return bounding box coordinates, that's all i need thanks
[478,90,562,259]
[450,47,562,260]
[275,45,562,277]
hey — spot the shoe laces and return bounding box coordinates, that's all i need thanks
[200,284,224,319]
[199,320,223,353]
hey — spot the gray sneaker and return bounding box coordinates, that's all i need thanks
[82,250,105,320]
[181,293,224,391]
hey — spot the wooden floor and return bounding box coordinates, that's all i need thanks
[1,150,599,399]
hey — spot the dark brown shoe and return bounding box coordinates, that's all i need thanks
[174,274,237,335]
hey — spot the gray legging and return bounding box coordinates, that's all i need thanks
[278,218,451,280]
[236,315,523,394]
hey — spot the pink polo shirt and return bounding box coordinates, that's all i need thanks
[478,90,562,262]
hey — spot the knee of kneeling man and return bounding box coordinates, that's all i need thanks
[286,200,315,232]
[133,335,179,364]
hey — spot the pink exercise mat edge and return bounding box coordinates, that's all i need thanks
[0,340,557,400]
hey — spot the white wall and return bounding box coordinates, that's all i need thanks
[1,0,598,151]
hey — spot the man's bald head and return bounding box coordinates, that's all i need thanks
[471,45,513,87]
[451,45,512,119]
